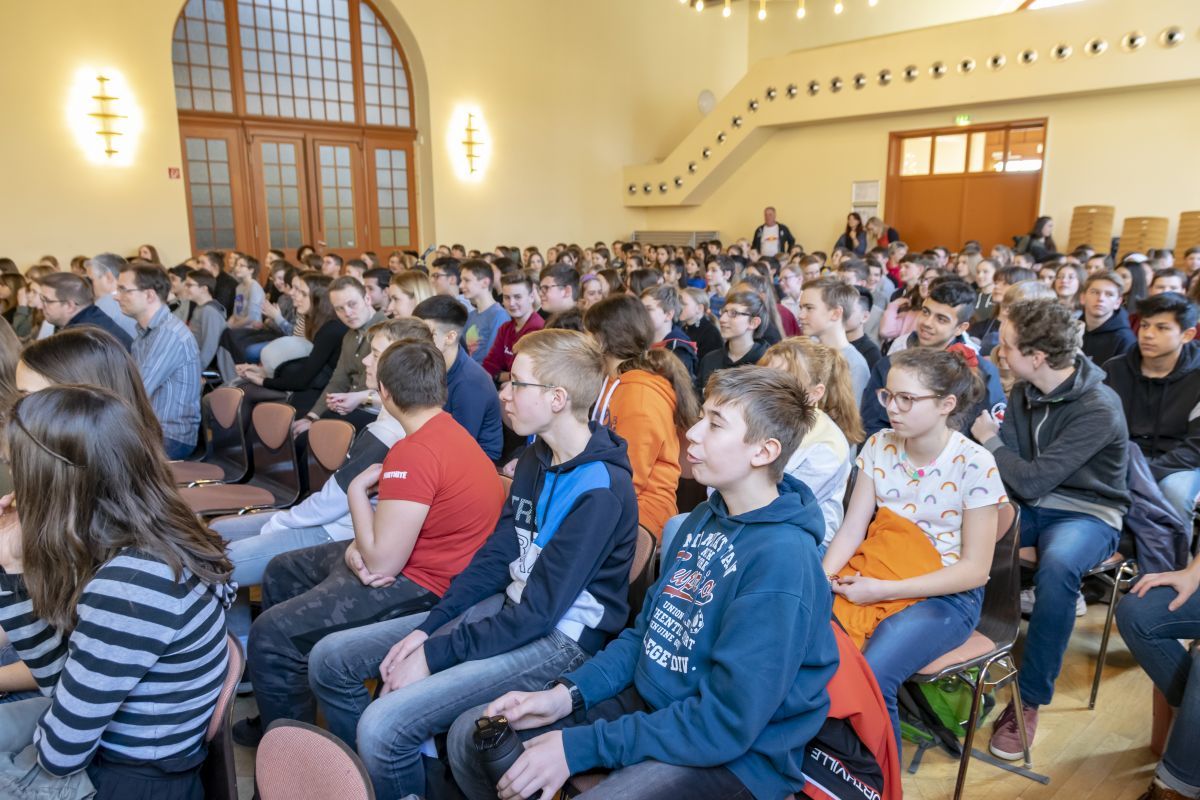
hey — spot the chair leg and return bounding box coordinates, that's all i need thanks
[1089,563,1130,710]
[1009,665,1033,769]
[953,668,989,800]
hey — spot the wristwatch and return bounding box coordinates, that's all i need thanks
[553,678,586,722]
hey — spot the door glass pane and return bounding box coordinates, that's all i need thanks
[932,134,968,175]
[239,0,354,122]
[318,144,355,247]
[1005,126,1045,172]
[373,148,410,247]
[185,136,237,250]
[172,0,230,112]
[259,141,304,250]
[968,130,1007,173]
[900,136,931,176]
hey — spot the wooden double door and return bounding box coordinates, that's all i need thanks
[885,120,1046,252]
[179,119,417,262]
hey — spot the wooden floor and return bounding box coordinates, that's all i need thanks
[232,601,1160,800]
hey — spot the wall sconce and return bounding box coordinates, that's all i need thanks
[448,105,491,182]
[67,67,141,166]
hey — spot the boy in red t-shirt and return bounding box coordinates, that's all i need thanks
[236,338,503,746]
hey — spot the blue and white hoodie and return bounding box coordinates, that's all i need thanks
[418,423,639,673]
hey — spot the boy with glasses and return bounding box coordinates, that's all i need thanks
[538,263,580,317]
[308,330,638,799]
[34,272,132,350]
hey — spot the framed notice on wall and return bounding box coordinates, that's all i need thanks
[851,180,880,220]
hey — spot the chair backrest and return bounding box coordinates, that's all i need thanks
[498,472,513,500]
[975,503,1021,647]
[628,525,658,624]
[257,720,375,800]
[306,419,356,493]
[200,634,245,800]
[201,387,249,482]
[249,402,301,505]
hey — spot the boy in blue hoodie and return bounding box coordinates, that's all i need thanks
[308,329,638,799]
[448,365,839,800]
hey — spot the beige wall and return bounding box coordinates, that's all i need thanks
[0,0,747,267]
[640,82,1200,252]
[378,0,747,250]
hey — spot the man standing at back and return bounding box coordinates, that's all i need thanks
[751,206,795,259]
[86,253,139,340]
[36,272,132,350]
[116,265,201,458]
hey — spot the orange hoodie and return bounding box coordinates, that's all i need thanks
[592,371,680,537]
[833,506,944,649]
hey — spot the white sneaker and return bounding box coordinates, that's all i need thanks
[1020,588,1086,617]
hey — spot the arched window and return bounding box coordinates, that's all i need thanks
[172,0,417,258]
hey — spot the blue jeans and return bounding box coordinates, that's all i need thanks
[1017,504,1120,707]
[863,587,983,749]
[308,595,589,800]
[1116,582,1200,796]
[164,437,194,460]
[0,697,95,799]
[1159,469,1200,538]
[210,513,335,647]
[0,645,39,706]
[448,688,752,800]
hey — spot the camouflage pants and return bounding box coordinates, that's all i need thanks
[246,539,438,729]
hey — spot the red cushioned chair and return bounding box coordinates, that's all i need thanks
[256,719,374,800]
[199,634,245,800]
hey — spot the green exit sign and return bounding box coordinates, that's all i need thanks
[954,114,972,126]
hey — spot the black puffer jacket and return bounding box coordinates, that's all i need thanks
[1103,341,1200,481]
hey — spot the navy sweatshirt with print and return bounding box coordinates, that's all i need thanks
[417,423,638,673]
[562,475,838,800]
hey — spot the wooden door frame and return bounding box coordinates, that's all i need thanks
[177,118,257,257]
[173,0,422,257]
[885,117,1048,245]
[244,130,313,262]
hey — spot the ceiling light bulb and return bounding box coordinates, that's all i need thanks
[797,0,806,16]
[723,0,732,16]
[834,0,843,12]
[757,0,767,20]
[868,0,877,5]
[695,0,703,11]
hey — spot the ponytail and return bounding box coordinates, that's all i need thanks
[762,338,865,445]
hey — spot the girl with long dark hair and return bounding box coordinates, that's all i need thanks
[835,212,868,257]
[0,385,233,799]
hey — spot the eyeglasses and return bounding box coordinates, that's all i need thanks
[719,308,754,318]
[876,388,944,412]
[38,294,66,306]
[115,285,147,295]
[509,379,560,392]
[538,283,564,294]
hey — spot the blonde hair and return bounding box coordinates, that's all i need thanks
[368,317,433,345]
[1002,279,1056,307]
[390,270,434,304]
[513,329,606,422]
[761,338,865,445]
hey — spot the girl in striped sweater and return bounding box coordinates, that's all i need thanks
[0,385,234,800]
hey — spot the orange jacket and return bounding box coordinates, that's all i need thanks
[593,371,680,536]
[833,506,943,649]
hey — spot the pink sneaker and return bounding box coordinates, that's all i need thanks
[988,700,1038,760]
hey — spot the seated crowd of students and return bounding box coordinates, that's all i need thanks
[0,225,1197,800]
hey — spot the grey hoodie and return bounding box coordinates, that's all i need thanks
[984,354,1130,529]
